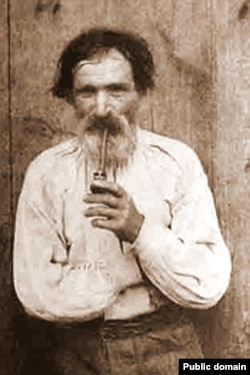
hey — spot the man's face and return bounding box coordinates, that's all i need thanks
[72,49,141,167]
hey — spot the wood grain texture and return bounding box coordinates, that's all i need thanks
[0,1,15,373]
[210,0,250,357]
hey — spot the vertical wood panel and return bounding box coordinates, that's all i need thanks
[148,0,215,181]
[0,1,15,373]
[211,0,250,357]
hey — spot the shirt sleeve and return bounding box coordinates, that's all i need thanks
[129,147,231,309]
[13,164,117,322]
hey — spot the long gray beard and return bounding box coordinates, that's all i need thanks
[77,113,138,170]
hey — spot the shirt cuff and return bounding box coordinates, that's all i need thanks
[121,216,173,256]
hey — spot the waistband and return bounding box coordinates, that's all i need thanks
[101,304,183,340]
[51,303,184,341]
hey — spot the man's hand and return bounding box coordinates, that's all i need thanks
[83,180,144,243]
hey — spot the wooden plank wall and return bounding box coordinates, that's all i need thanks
[210,0,250,357]
[0,1,15,374]
[0,0,249,371]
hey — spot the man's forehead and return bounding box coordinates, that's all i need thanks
[73,49,133,78]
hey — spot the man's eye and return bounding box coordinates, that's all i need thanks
[108,85,127,96]
[76,87,96,97]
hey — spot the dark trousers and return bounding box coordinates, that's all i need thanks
[47,306,203,375]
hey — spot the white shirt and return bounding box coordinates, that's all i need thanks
[13,128,231,322]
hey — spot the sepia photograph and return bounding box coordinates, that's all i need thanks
[0,0,249,374]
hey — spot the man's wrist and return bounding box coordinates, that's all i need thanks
[127,213,145,244]
[121,214,145,254]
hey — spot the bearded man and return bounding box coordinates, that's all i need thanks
[13,29,231,375]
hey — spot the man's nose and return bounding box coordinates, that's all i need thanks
[95,90,109,117]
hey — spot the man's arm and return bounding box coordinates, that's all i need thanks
[84,146,231,310]
[129,147,231,309]
[13,164,117,322]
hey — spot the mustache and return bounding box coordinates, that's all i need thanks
[77,111,138,168]
[84,113,123,136]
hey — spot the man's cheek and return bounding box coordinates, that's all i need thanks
[74,105,86,120]
[74,98,93,116]
[123,104,139,124]
[111,94,135,112]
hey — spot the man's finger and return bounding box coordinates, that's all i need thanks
[90,180,124,197]
[83,193,119,208]
[91,218,118,230]
[84,206,117,219]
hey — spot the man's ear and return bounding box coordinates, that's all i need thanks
[58,102,79,136]
[146,89,155,130]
